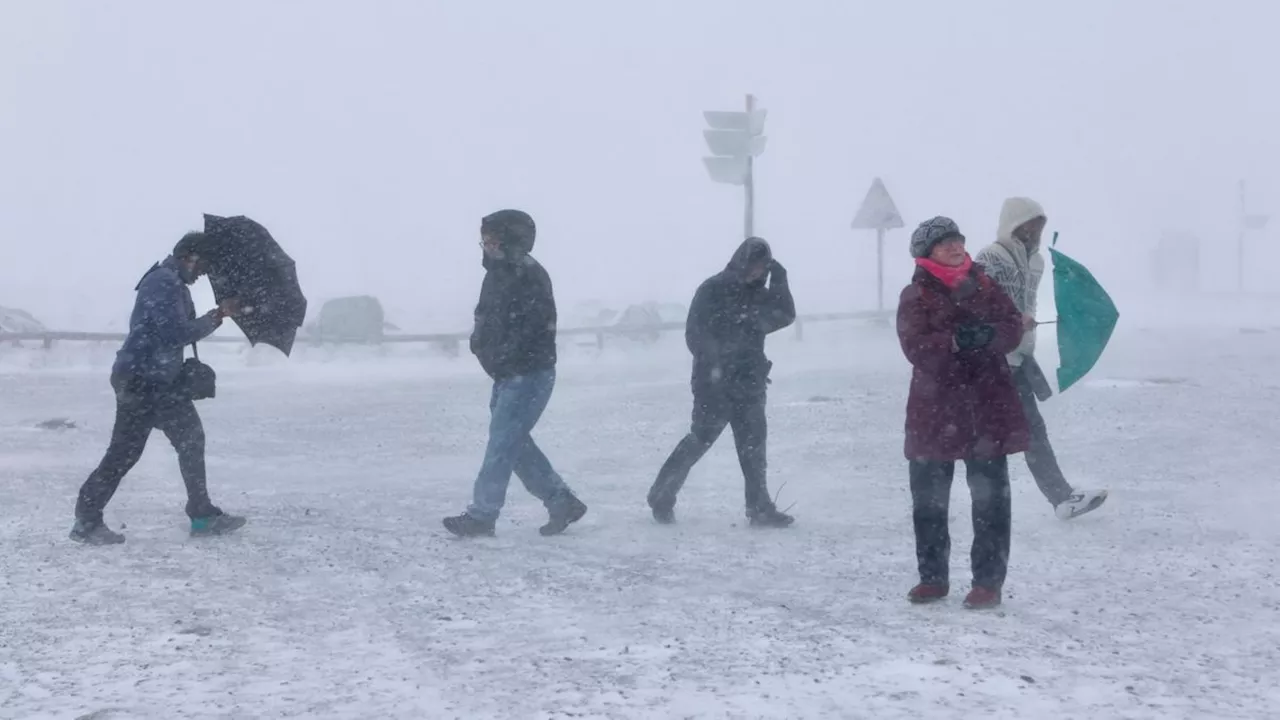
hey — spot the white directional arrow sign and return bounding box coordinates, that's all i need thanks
[702,156,751,186]
[703,130,767,159]
[704,109,768,135]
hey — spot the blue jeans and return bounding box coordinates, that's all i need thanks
[467,368,573,521]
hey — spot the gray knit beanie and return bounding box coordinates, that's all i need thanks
[910,216,965,258]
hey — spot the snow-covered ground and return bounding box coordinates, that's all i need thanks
[2,320,1279,719]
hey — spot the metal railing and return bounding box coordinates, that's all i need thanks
[0,310,890,351]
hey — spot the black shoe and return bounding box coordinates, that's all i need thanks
[443,513,496,538]
[652,505,676,525]
[190,513,247,537]
[540,495,587,536]
[69,519,126,545]
[748,507,795,528]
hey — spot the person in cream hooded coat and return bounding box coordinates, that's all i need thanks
[975,198,1109,520]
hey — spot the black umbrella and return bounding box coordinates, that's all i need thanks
[202,213,307,355]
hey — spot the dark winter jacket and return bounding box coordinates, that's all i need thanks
[685,237,796,399]
[470,210,557,380]
[113,257,220,385]
[897,265,1029,461]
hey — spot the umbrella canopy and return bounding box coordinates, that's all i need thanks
[1049,233,1119,392]
[202,214,307,355]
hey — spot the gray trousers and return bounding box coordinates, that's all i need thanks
[1013,364,1075,506]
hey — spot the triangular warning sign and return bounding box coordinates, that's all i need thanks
[851,177,904,230]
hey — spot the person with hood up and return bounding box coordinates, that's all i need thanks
[443,209,588,537]
[974,198,1109,520]
[898,217,1029,609]
[647,237,797,527]
[71,231,246,545]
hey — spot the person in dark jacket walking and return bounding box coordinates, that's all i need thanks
[897,217,1029,609]
[444,209,587,538]
[71,232,246,545]
[647,237,797,527]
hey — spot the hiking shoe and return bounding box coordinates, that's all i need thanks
[1055,489,1109,520]
[443,513,496,538]
[747,507,795,528]
[540,495,587,537]
[651,505,676,525]
[70,520,126,546]
[963,586,1003,609]
[907,582,950,604]
[190,513,247,537]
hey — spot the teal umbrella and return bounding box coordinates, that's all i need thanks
[1048,232,1119,392]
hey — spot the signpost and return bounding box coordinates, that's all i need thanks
[851,177,905,312]
[702,94,768,239]
[1238,180,1269,293]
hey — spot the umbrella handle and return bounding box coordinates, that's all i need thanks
[1035,320,1058,325]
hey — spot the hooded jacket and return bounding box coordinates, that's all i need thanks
[112,257,221,385]
[685,237,796,398]
[470,210,557,380]
[974,197,1046,366]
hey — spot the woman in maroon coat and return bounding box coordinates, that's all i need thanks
[897,216,1030,609]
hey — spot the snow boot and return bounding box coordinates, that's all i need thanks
[748,506,795,529]
[443,513,496,538]
[1055,489,1109,520]
[190,513,247,537]
[69,519,126,546]
[907,582,950,604]
[963,586,1002,609]
[540,495,587,537]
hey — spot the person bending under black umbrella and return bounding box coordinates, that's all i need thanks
[647,237,797,528]
[444,209,588,538]
[71,232,246,545]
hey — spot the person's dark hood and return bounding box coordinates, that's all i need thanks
[163,255,197,285]
[481,209,536,268]
[725,236,773,283]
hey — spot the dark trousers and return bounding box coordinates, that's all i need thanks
[909,456,1011,588]
[1013,365,1075,506]
[648,390,772,514]
[75,374,216,524]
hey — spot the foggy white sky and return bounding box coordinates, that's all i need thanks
[2,0,1276,330]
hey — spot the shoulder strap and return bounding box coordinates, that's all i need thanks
[192,343,200,361]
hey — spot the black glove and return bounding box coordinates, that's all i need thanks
[768,259,787,281]
[954,324,996,351]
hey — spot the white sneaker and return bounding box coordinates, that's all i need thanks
[1055,489,1109,520]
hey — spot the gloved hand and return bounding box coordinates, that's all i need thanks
[768,259,788,285]
[954,324,996,351]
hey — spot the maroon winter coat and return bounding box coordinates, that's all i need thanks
[897,265,1030,461]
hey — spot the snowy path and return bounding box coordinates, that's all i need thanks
[2,326,1279,719]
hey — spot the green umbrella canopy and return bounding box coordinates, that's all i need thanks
[1049,233,1119,392]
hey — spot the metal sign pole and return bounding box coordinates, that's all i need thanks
[744,94,756,239]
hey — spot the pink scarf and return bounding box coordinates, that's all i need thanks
[916,255,974,289]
